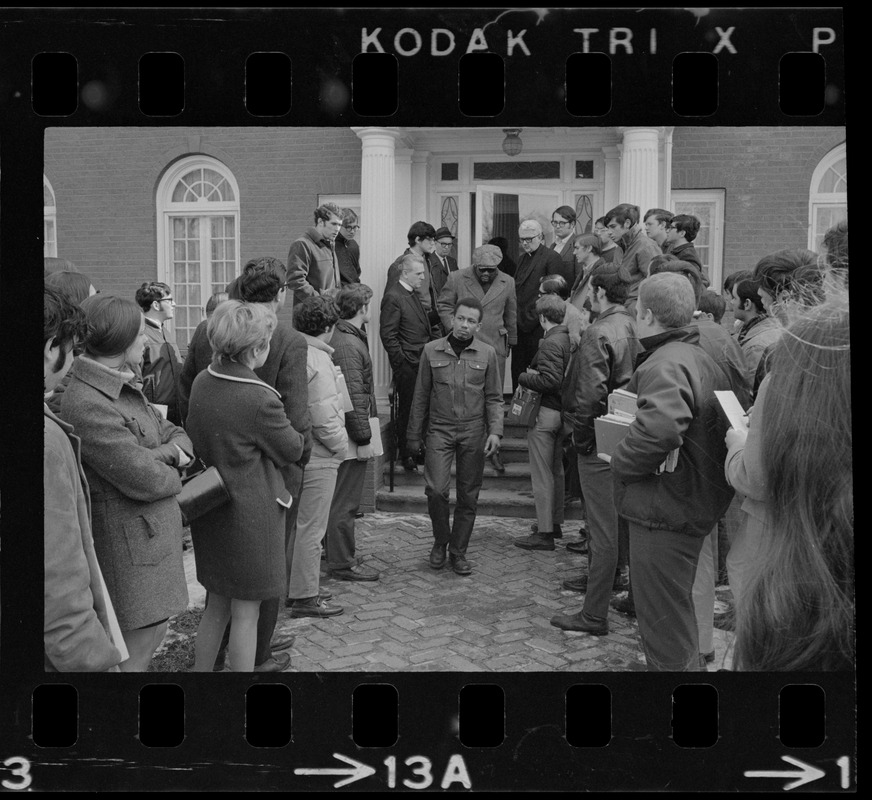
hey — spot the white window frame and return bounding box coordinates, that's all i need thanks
[808,142,846,252]
[156,156,241,349]
[672,188,725,290]
[44,175,57,258]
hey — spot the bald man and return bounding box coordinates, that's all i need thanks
[511,219,572,388]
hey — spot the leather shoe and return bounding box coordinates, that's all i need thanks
[270,633,297,652]
[514,533,556,551]
[429,543,447,569]
[610,593,636,617]
[531,522,563,539]
[254,652,292,672]
[449,554,472,575]
[289,597,344,618]
[550,611,608,635]
[488,451,506,473]
[566,539,588,554]
[330,564,380,582]
[402,456,418,472]
[284,588,331,607]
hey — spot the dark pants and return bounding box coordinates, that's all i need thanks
[215,498,300,668]
[577,452,619,623]
[629,521,705,671]
[323,458,367,571]
[424,421,486,556]
[394,359,420,459]
[618,514,630,571]
[511,327,543,390]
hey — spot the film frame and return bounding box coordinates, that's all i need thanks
[0,6,853,793]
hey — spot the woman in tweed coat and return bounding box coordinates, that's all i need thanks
[186,301,305,672]
[61,296,193,671]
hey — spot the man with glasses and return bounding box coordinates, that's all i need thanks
[135,281,183,425]
[512,219,570,389]
[550,205,581,283]
[286,202,343,310]
[436,245,516,473]
[593,217,622,266]
[430,226,459,298]
[336,208,362,286]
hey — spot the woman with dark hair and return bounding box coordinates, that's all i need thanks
[60,295,193,671]
[726,283,852,670]
[186,301,304,672]
[45,270,97,305]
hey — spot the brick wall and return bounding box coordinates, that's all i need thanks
[671,126,846,282]
[44,127,362,300]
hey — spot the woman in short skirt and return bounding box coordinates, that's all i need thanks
[186,301,304,671]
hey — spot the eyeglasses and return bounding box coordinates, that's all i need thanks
[519,236,539,244]
[436,240,453,247]
[161,297,175,304]
[551,220,571,227]
[344,224,360,230]
[476,266,497,273]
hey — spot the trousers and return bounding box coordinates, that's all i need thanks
[629,522,705,671]
[287,457,340,599]
[527,407,566,533]
[424,420,486,556]
[577,452,619,622]
[394,360,419,460]
[511,328,543,390]
[692,525,718,655]
[323,458,367,571]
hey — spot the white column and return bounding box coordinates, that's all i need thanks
[617,127,661,216]
[353,126,401,404]
[660,126,674,211]
[602,144,621,215]
[394,148,413,252]
[411,150,430,224]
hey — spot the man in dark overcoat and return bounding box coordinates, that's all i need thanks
[511,219,571,389]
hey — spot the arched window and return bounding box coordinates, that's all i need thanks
[809,143,847,253]
[44,175,57,257]
[156,156,240,349]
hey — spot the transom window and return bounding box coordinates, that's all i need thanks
[44,175,57,257]
[809,143,846,253]
[156,156,240,350]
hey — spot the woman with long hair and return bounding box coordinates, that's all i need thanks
[726,279,852,671]
[60,295,192,671]
[45,270,97,305]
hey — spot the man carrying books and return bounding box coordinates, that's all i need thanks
[609,272,734,671]
[552,271,641,635]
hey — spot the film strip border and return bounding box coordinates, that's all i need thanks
[0,672,857,791]
[0,8,844,126]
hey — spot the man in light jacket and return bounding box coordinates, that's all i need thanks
[286,202,343,310]
[44,284,123,672]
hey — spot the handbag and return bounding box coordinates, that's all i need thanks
[508,385,542,428]
[177,465,230,527]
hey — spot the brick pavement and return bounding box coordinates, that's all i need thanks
[181,511,735,672]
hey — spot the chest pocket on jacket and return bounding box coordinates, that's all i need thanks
[123,416,145,439]
[466,361,487,386]
[431,360,452,382]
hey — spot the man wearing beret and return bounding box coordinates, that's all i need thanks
[436,244,516,473]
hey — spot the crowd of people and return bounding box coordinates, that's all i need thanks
[43,197,852,673]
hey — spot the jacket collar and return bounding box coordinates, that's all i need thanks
[70,356,137,400]
[596,305,633,324]
[619,226,642,250]
[305,227,333,248]
[302,333,335,355]
[44,402,74,434]
[207,361,282,399]
[144,316,162,330]
[434,335,485,355]
[639,325,699,354]
[335,318,367,342]
[543,323,568,339]
[738,313,775,338]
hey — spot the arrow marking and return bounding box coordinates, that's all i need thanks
[745,755,826,790]
[294,753,376,788]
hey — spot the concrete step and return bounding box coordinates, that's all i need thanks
[384,460,534,491]
[377,483,586,520]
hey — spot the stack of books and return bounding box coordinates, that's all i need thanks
[594,389,679,473]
